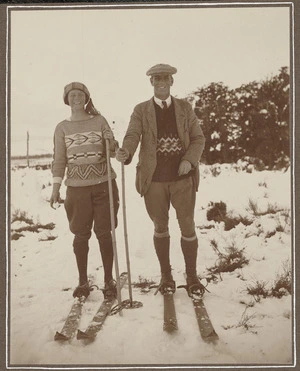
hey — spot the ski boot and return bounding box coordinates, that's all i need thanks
[102,278,117,299]
[157,271,176,295]
[186,274,209,298]
[73,282,91,299]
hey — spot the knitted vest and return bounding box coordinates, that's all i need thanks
[152,101,186,182]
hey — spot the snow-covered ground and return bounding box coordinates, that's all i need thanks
[9,155,294,368]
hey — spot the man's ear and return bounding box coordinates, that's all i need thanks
[170,76,174,86]
[150,77,154,86]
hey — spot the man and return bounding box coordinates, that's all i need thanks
[116,64,205,296]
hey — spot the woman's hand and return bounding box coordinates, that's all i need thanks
[50,183,61,209]
[103,130,114,140]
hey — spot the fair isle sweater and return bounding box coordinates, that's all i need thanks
[52,115,118,187]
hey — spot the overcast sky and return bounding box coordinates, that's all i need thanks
[9,4,290,155]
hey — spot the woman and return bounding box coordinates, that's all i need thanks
[50,82,119,299]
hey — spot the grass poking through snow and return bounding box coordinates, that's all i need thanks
[207,239,249,279]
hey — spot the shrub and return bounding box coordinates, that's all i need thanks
[133,276,156,293]
[38,234,57,242]
[247,198,282,216]
[223,307,257,334]
[207,201,227,223]
[237,309,257,333]
[207,239,249,278]
[246,280,269,302]
[11,232,24,240]
[245,261,292,301]
[258,181,268,188]
[210,164,222,177]
[275,209,291,232]
[271,260,292,298]
[14,222,55,233]
[207,201,252,231]
[11,209,33,225]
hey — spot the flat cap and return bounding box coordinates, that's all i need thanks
[146,63,177,76]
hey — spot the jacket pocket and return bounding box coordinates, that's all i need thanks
[192,163,200,191]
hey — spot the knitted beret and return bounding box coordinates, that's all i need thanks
[146,63,177,76]
[63,82,90,105]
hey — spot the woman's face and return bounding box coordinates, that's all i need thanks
[68,89,86,110]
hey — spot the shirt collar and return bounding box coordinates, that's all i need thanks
[154,95,172,109]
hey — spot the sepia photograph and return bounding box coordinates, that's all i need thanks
[5,0,296,369]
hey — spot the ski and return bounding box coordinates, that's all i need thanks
[163,288,178,333]
[54,296,87,341]
[54,279,99,341]
[178,273,218,343]
[151,281,178,333]
[179,281,218,343]
[77,272,128,341]
[191,294,219,343]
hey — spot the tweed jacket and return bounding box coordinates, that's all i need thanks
[122,97,206,196]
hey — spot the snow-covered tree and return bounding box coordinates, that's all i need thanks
[191,82,236,164]
[191,67,290,168]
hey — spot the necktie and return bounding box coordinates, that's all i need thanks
[162,101,168,110]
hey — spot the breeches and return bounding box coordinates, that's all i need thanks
[144,176,196,238]
[64,180,119,250]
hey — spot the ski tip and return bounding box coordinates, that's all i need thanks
[203,332,219,344]
[163,322,178,333]
[77,329,95,341]
[206,337,219,345]
[54,332,70,341]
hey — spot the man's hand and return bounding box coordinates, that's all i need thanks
[178,160,192,176]
[116,148,129,163]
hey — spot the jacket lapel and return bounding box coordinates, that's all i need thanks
[146,98,157,138]
[173,98,186,149]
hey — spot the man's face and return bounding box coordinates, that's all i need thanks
[150,74,173,100]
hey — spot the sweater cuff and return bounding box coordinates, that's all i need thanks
[53,177,63,184]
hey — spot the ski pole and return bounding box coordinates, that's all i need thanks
[105,138,122,311]
[121,162,133,306]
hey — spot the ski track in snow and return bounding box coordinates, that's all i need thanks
[9,156,293,367]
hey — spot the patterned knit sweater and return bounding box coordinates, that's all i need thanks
[152,100,191,182]
[52,115,117,187]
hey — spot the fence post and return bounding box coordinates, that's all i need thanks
[26,131,29,167]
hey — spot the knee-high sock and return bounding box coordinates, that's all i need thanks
[154,236,171,274]
[181,237,198,277]
[73,239,89,285]
[98,232,114,283]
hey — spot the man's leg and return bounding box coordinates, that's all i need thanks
[170,177,200,288]
[144,182,174,289]
[153,232,171,277]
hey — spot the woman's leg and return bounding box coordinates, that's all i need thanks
[64,186,93,287]
[92,180,119,284]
